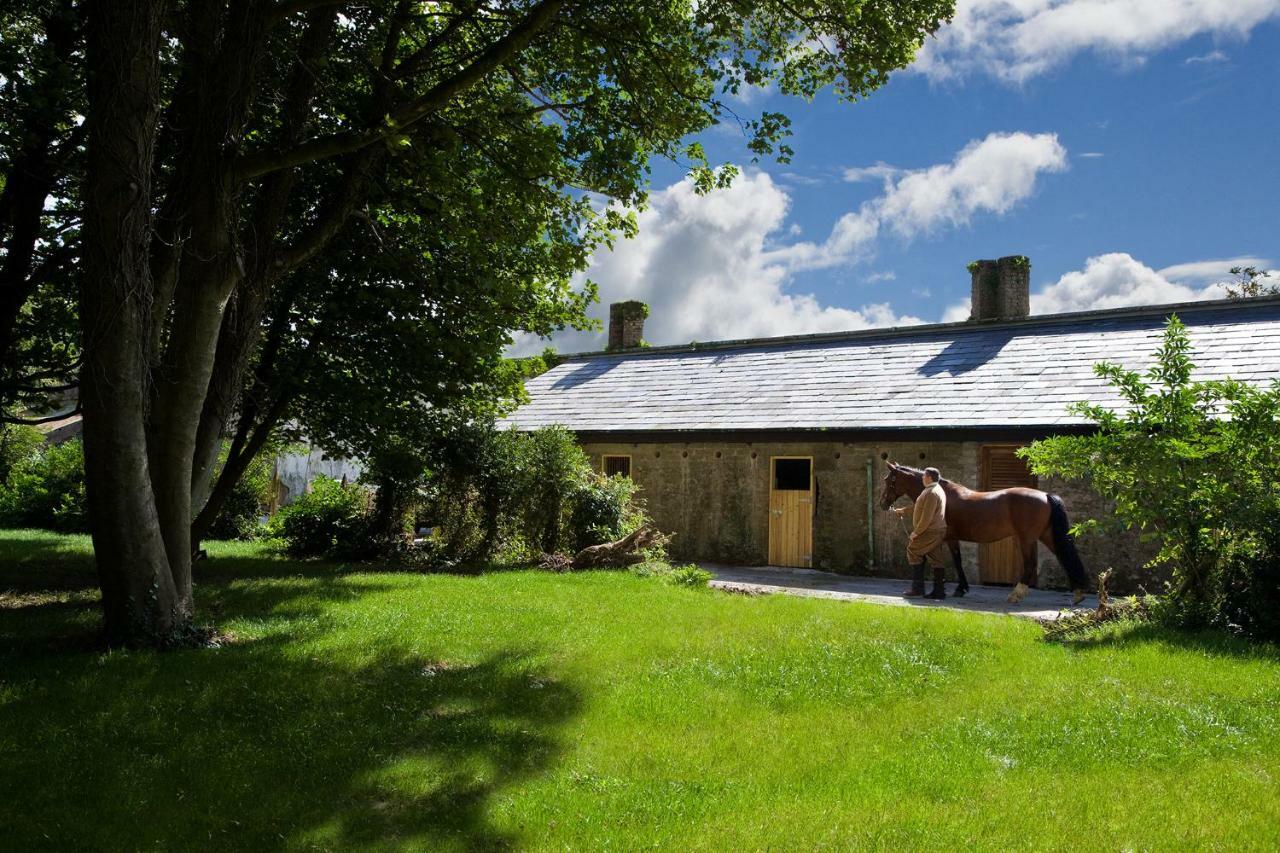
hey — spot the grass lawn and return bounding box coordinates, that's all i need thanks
[3,529,1279,851]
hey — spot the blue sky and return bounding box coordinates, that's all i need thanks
[526,1,1280,353]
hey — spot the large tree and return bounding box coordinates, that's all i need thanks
[73,0,952,645]
[0,1,82,420]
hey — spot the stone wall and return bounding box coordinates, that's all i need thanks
[582,438,1158,592]
[969,255,1031,321]
[607,301,648,350]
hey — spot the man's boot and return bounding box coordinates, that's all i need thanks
[926,566,948,600]
[902,563,926,597]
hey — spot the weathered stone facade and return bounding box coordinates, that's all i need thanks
[582,438,1158,592]
[607,301,648,350]
[970,255,1031,321]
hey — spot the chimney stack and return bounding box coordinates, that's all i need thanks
[607,300,648,350]
[969,255,1030,321]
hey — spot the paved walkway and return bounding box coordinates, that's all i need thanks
[704,564,1094,621]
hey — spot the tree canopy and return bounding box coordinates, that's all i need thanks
[4,0,955,644]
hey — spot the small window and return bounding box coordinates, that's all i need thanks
[773,458,811,491]
[602,454,632,478]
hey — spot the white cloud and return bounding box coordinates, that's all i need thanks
[510,172,927,354]
[936,253,1276,320]
[1185,49,1230,63]
[1157,256,1271,284]
[778,132,1067,270]
[842,162,902,183]
[1030,253,1229,314]
[942,298,973,323]
[1078,151,1105,158]
[513,132,1068,353]
[914,0,1280,82]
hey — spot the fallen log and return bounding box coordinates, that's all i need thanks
[571,524,670,570]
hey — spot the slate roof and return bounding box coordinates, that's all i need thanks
[503,297,1280,434]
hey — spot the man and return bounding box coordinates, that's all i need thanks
[891,467,949,599]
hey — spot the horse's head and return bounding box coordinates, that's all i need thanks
[879,461,913,510]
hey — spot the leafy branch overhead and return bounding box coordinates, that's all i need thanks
[4,0,955,645]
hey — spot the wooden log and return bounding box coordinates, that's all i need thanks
[571,524,670,569]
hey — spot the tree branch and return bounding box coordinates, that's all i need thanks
[3,402,81,426]
[236,0,566,180]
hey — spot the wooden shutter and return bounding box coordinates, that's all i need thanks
[978,445,1037,583]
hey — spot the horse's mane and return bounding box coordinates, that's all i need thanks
[890,462,966,492]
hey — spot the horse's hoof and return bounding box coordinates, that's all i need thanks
[953,586,967,598]
[1006,582,1029,604]
[1072,589,1087,606]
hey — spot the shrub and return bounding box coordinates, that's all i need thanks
[567,473,643,552]
[0,425,44,483]
[270,475,372,558]
[519,426,590,553]
[664,564,712,588]
[0,436,87,532]
[630,560,711,588]
[417,422,657,565]
[362,439,428,546]
[205,447,274,540]
[1021,316,1280,640]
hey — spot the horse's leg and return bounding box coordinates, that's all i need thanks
[948,539,968,596]
[1006,538,1038,604]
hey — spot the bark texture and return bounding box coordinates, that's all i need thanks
[81,0,179,643]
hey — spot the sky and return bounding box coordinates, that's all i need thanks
[518,0,1280,354]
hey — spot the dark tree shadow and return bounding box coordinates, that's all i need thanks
[0,638,580,850]
[549,358,619,389]
[916,330,1017,377]
[1052,620,1280,662]
[0,531,583,848]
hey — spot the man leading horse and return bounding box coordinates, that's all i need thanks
[881,461,1090,605]
[890,466,951,600]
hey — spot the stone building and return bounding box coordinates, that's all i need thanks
[504,259,1280,591]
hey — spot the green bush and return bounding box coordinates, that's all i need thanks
[0,435,87,532]
[269,475,372,558]
[0,425,44,483]
[664,564,712,588]
[567,473,643,552]
[1021,316,1280,640]
[630,560,711,588]
[520,426,590,553]
[421,422,653,564]
[205,448,274,540]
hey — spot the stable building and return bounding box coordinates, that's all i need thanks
[504,259,1280,590]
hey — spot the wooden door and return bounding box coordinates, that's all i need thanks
[768,457,813,567]
[978,445,1037,583]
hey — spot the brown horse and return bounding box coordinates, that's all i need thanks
[879,461,1089,604]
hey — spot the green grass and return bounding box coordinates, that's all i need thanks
[3,529,1279,850]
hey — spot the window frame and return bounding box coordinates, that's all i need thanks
[601,454,633,478]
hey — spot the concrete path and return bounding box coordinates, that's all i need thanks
[704,564,1094,621]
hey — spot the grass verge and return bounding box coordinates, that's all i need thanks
[2,529,1279,850]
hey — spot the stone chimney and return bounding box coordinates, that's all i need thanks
[607,300,648,350]
[969,255,1031,321]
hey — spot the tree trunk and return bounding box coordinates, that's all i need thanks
[81,0,183,645]
[370,476,411,546]
[0,0,79,376]
[190,386,292,549]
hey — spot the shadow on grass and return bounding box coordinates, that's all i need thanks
[0,636,579,850]
[1054,619,1280,662]
[0,569,408,660]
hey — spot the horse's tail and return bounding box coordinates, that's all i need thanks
[1047,493,1089,590]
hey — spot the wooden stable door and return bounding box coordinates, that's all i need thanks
[978,445,1037,583]
[768,457,813,567]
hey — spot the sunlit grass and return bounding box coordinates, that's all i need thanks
[2,532,1278,850]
